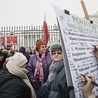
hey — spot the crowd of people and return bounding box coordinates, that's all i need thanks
[0,39,98,98]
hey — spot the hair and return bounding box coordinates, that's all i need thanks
[36,39,46,51]
[8,50,15,56]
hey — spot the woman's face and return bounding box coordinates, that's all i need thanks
[38,45,47,54]
[52,49,63,62]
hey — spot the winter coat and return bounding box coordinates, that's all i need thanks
[48,68,67,98]
[27,52,52,98]
[22,52,30,64]
[0,52,8,70]
[40,59,67,98]
[0,68,31,98]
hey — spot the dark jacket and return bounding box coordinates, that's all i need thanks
[48,67,67,98]
[40,59,68,98]
[22,52,30,63]
[0,68,31,98]
[0,52,8,70]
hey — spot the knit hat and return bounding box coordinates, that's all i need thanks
[19,47,25,53]
[50,43,62,55]
[36,40,46,49]
[6,52,27,68]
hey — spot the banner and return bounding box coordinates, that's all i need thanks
[7,36,17,45]
[54,5,98,98]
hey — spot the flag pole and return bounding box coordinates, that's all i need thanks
[44,13,46,22]
[80,0,90,20]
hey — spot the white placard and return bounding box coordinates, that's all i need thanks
[54,5,98,98]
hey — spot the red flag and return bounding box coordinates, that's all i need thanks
[43,14,50,44]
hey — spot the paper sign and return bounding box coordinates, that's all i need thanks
[54,5,98,98]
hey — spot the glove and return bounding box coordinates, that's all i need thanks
[40,85,50,98]
[57,84,74,98]
[32,80,41,90]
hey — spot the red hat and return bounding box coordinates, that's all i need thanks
[36,40,46,49]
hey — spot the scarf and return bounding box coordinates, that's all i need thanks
[6,64,36,98]
[34,51,45,85]
[48,58,64,83]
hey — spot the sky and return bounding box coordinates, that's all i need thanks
[0,0,97,27]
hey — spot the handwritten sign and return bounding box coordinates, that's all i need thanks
[54,5,98,98]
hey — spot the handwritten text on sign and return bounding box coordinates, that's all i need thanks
[54,6,98,98]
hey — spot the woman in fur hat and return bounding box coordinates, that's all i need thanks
[0,52,36,98]
[40,43,74,98]
[27,39,52,98]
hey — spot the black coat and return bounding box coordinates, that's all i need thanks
[0,52,8,70]
[0,68,31,98]
[22,52,30,64]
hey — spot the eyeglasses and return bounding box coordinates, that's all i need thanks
[41,46,47,48]
[52,51,62,55]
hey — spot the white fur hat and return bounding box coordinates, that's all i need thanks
[6,52,27,68]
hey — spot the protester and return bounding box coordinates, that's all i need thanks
[82,45,98,98]
[19,46,30,63]
[40,43,74,98]
[82,75,97,98]
[27,39,52,98]
[0,52,36,98]
[26,47,33,55]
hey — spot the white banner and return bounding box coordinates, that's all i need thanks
[54,5,98,98]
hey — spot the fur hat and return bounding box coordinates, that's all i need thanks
[19,47,25,53]
[6,52,27,68]
[36,40,46,49]
[50,43,62,55]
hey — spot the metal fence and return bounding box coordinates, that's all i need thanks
[0,25,60,50]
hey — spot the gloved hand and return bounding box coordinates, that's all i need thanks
[40,85,50,98]
[57,84,74,98]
